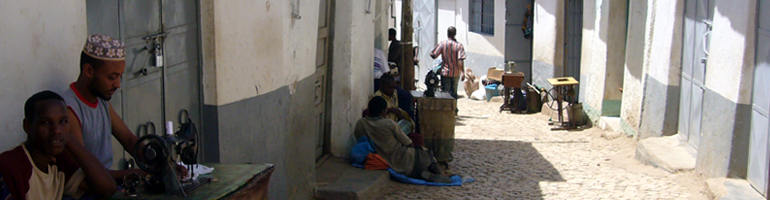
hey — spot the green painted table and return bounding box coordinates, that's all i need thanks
[110,163,274,200]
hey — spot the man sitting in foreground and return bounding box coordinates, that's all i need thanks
[372,75,415,134]
[0,91,117,199]
[354,96,450,183]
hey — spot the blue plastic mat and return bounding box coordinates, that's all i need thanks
[387,169,475,186]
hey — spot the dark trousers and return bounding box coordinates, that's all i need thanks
[441,76,460,99]
[441,76,460,115]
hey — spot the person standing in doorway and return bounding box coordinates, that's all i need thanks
[388,28,404,77]
[430,27,466,112]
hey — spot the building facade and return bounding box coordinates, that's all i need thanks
[533,0,768,196]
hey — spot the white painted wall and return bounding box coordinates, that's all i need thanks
[436,0,506,57]
[644,0,683,107]
[0,1,87,151]
[707,0,756,104]
[532,0,564,67]
[621,0,653,133]
[390,0,506,63]
[330,0,378,156]
[580,0,609,117]
[579,0,628,120]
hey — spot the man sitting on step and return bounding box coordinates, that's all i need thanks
[354,96,450,183]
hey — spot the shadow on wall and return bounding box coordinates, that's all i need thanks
[695,87,752,179]
[624,0,648,81]
[537,0,566,68]
[582,0,608,43]
[384,139,565,199]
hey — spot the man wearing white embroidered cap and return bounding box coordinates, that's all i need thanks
[62,34,186,182]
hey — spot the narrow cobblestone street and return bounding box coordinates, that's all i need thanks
[379,97,711,199]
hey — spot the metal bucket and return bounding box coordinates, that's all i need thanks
[568,103,586,126]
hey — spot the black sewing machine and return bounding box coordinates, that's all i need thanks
[132,110,208,197]
[424,70,441,97]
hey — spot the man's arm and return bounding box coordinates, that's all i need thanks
[66,108,85,145]
[66,138,117,196]
[458,45,466,80]
[109,103,139,157]
[430,43,442,59]
[459,60,465,81]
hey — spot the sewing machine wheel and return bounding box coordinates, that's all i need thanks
[180,145,196,165]
[134,134,170,174]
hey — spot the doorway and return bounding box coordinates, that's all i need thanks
[747,0,770,195]
[86,0,203,168]
[505,0,534,83]
[678,0,712,149]
[564,0,583,91]
[315,0,334,161]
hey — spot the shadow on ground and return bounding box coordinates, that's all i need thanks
[380,139,565,199]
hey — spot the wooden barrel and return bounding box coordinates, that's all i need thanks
[416,96,456,162]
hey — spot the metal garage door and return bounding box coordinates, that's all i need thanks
[505,0,534,83]
[87,0,202,167]
[414,0,437,88]
[678,0,712,149]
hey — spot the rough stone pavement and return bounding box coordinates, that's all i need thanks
[378,98,710,199]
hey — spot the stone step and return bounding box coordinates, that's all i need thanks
[599,116,621,132]
[635,134,697,173]
[314,157,390,200]
[707,178,766,200]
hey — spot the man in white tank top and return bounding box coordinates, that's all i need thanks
[63,34,186,182]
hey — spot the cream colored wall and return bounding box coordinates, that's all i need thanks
[532,0,564,66]
[282,1,321,95]
[329,0,378,156]
[201,0,217,105]
[202,0,318,106]
[0,1,87,151]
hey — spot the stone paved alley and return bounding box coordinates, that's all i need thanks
[379,97,711,199]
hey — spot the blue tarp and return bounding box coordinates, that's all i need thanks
[387,169,475,186]
[351,165,474,186]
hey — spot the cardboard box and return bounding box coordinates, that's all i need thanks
[487,67,505,81]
